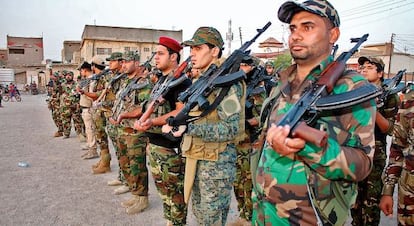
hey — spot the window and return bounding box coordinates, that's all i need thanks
[124,47,130,52]
[144,47,150,52]
[9,49,24,54]
[96,48,112,55]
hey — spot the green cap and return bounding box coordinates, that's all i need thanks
[278,0,340,27]
[123,51,140,61]
[182,27,224,49]
[265,61,275,67]
[358,56,385,71]
[106,52,124,61]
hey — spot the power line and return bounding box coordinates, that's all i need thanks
[341,0,406,17]
[342,2,414,21]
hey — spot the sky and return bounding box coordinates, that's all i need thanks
[0,0,413,61]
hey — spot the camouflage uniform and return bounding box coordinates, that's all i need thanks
[233,64,267,222]
[351,59,400,225]
[60,72,84,138]
[382,90,414,225]
[101,69,125,179]
[180,77,245,226]
[112,72,152,201]
[145,69,192,226]
[252,56,376,225]
[48,73,64,135]
[92,69,111,166]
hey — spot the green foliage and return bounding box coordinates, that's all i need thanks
[273,53,292,71]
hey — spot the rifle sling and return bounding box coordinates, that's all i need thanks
[188,86,231,123]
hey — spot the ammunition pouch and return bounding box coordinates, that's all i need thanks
[181,134,231,161]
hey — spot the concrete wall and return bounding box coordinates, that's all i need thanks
[7,36,44,66]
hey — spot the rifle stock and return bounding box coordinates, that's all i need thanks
[276,34,369,147]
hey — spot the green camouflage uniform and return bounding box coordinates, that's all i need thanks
[60,78,84,137]
[93,70,111,152]
[234,72,267,222]
[351,82,399,226]
[48,77,63,133]
[252,57,376,225]
[146,71,191,226]
[181,79,245,226]
[102,70,126,182]
[382,90,414,225]
[112,75,151,196]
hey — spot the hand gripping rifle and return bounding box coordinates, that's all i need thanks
[377,69,406,107]
[273,33,381,147]
[168,21,272,127]
[138,56,191,123]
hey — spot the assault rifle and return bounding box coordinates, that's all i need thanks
[273,33,381,147]
[377,69,406,107]
[139,52,156,74]
[168,21,272,128]
[78,70,108,89]
[119,78,150,101]
[137,56,191,124]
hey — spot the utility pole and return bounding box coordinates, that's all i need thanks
[239,27,243,46]
[226,19,233,56]
[388,33,395,77]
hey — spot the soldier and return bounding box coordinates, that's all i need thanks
[380,88,414,225]
[229,55,266,226]
[351,57,400,225]
[133,36,191,226]
[78,57,111,162]
[252,0,376,225]
[108,51,152,215]
[164,27,246,225]
[60,70,85,140]
[76,61,99,160]
[48,71,64,137]
[92,52,128,180]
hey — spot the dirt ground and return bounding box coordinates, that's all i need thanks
[0,94,397,225]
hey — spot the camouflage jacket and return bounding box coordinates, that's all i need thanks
[60,80,79,106]
[253,56,376,225]
[111,75,152,129]
[382,90,414,196]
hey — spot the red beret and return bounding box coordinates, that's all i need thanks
[159,36,182,53]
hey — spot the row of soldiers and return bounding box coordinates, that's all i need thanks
[46,32,278,225]
[45,1,413,223]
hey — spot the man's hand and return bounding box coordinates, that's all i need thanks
[379,195,394,217]
[266,124,305,156]
[133,119,152,132]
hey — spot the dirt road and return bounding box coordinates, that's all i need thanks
[0,94,396,225]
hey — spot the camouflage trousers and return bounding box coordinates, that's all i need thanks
[148,143,187,226]
[191,144,236,226]
[351,146,386,226]
[397,170,414,226]
[234,140,253,221]
[60,104,83,137]
[106,123,125,183]
[93,110,109,150]
[115,128,148,196]
[50,100,63,132]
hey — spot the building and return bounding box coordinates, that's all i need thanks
[62,41,81,64]
[7,35,44,67]
[79,25,183,64]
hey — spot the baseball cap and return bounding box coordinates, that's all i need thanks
[278,0,340,27]
[91,56,106,67]
[182,27,224,49]
[159,36,182,53]
[123,51,140,61]
[358,56,385,71]
[106,52,123,61]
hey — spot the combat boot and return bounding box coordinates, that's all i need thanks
[107,179,123,186]
[121,195,139,208]
[54,131,63,137]
[92,149,111,174]
[113,185,130,195]
[125,196,149,215]
[228,218,251,226]
[82,149,99,160]
[78,134,86,142]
